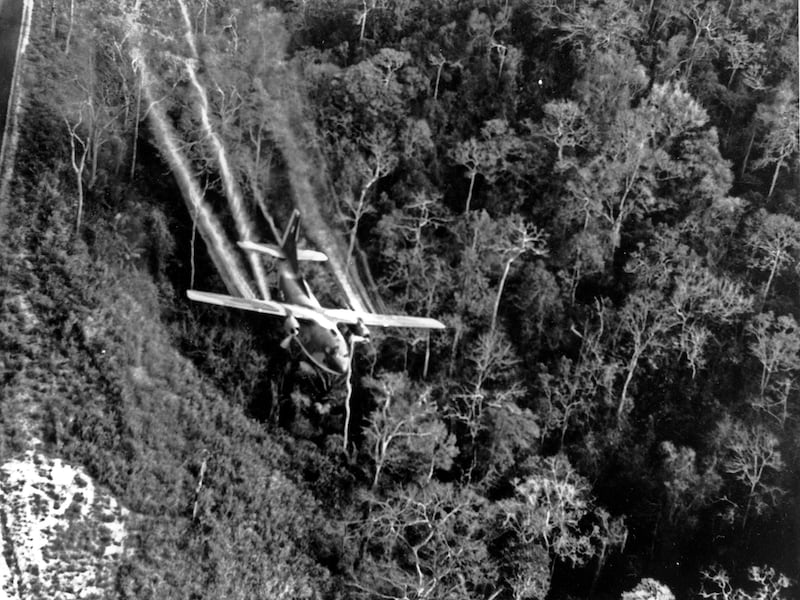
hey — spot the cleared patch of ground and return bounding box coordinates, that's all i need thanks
[0,446,129,600]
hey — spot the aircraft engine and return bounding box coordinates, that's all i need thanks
[349,318,370,344]
[280,314,300,349]
[283,314,300,336]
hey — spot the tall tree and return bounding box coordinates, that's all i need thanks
[713,417,786,527]
[362,372,456,490]
[350,483,494,600]
[746,210,800,305]
[498,453,627,571]
[751,81,800,198]
[747,312,800,425]
[450,120,528,214]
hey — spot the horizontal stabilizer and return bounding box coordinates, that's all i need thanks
[238,240,328,262]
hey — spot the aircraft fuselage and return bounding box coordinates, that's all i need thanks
[278,262,350,375]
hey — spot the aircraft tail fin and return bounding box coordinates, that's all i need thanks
[281,209,302,274]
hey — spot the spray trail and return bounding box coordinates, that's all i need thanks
[126,20,254,299]
[264,90,368,312]
[177,0,270,300]
[255,12,376,313]
[0,0,33,209]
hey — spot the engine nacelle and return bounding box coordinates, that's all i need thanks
[283,314,300,336]
[351,318,370,341]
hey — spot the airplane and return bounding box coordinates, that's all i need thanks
[187,210,445,375]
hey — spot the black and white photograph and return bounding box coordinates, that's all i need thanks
[0,0,797,598]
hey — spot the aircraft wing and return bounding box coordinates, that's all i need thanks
[188,291,445,329]
[324,308,446,330]
[187,291,325,323]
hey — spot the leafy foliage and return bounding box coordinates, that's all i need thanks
[2,0,798,599]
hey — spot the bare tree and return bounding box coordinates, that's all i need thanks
[363,374,455,490]
[540,313,620,448]
[500,454,627,569]
[489,217,547,336]
[341,129,397,269]
[715,418,785,527]
[682,3,725,76]
[64,0,75,55]
[752,82,799,198]
[452,328,522,479]
[747,312,800,425]
[746,211,800,305]
[450,120,524,214]
[64,111,90,233]
[615,292,680,426]
[541,100,590,170]
[427,53,461,100]
[700,565,792,600]
[355,0,382,44]
[350,483,487,600]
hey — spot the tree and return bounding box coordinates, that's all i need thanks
[614,291,680,425]
[747,312,800,425]
[362,373,457,490]
[700,564,793,600]
[339,128,398,269]
[55,7,131,232]
[351,483,494,600]
[467,2,518,82]
[374,193,452,375]
[713,418,785,527]
[451,327,524,481]
[541,100,590,171]
[553,0,643,62]
[489,216,548,336]
[625,228,751,377]
[722,30,765,87]
[746,211,800,305]
[680,2,728,77]
[446,212,508,369]
[427,51,461,101]
[498,454,627,570]
[559,81,711,258]
[64,0,76,54]
[751,81,800,198]
[621,578,675,600]
[659,441,721,528]
[449,119,527,213]
[538,308,620,447]
[354,0,385,44]
[64,90,126,196]
[64,111,91,234]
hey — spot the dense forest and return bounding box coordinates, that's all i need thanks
[1,0,798,598]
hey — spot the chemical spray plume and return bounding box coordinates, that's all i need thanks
[255,11,377,313]
[126,20,255,299]
[177,0,270,300]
